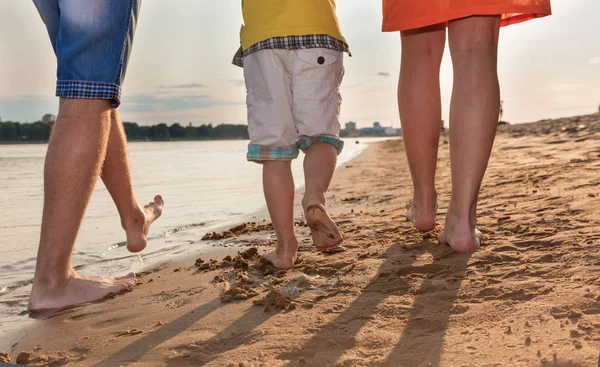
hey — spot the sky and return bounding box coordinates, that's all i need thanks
[0,0,599,128]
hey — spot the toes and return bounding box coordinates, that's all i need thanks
[144,195,164,209]
[120,277,138,289]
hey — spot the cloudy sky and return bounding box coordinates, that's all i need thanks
[0,0,598,127]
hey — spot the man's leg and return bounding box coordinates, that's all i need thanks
[29,0,147,311]
[28,99,136,312]
[100,109,163,253]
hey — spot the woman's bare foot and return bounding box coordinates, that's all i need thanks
[405,195,437,232]
[124,195,164,253]
[28,271,137,312]
[262,239,298,270]
[304,203,343,250]
[438,210,482,253]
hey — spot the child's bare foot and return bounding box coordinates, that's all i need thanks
[28,271,137,312]
[303,203,343,250]
[261,239,298,270]
[124,195,164,253]
[438,210,482,253]
[405,195,437,232]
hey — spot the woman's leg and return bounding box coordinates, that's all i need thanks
[440,15,501,252]
[399,24,446,232]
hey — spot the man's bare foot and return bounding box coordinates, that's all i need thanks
[28,272,137,312]
[261,239,299,270]
[438,213,482,253]
[304,203,343,250]
[405,197,437,232]
[124,195,164,253]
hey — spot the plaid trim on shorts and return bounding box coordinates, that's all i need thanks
[247,144,300,162]
[233,34,350,67]
[247,136,344,162]
[297,136,344,154]
[56,81,121,107]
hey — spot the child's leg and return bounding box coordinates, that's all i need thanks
[293,48,345,250]
[244,49,299,269]
[302,141,342,250]
[399,24,446,232]
[440,16,500,252]
[261,161,298,269]
[303,142,336,206]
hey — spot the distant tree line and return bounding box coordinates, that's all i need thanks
[123,122,249,141]
[0,121,52,142]
[0,121,249,142]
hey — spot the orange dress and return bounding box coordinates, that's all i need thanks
[382,0,551,31]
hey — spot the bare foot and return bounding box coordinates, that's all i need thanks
[304,203,343,250]
[261,239,299,270]
[405,198,437,232]
[28,272,137,312]
[438,217,483,253]
[125,195,164,253]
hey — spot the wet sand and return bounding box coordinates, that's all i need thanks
[5,114,600,367]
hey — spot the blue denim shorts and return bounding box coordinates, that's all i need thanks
[33,0,141,108]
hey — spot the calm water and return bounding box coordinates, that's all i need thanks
[0,137,388,345]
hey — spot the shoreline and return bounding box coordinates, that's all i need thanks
[6,114,600,366]
[0,138,378,356]
[0,137,376,326]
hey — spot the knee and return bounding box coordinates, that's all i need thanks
[401,29,445,67]
[402,39,444,66]
[450,38,498,68]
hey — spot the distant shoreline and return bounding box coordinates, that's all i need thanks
[0,135,401,145]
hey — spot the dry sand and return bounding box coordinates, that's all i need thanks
[5,114,600,367]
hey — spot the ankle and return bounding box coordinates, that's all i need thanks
[446,203,477,228]
[302,192,326,209]
[122,205,145,230]
[32,268,73,292]
[276,237,299,251]
[413,188,437,206]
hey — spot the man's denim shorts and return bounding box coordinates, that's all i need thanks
[33,0,141,108]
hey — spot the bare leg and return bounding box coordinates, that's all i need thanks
[399,24,446,231]
[261,161,298,270]
[302,142,343,249]
[100,109,163,253]
[438,16,501,252]
[28,99,136,312]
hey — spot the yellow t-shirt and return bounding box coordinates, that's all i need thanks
[240,0,347,51]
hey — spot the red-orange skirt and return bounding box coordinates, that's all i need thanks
[382,0,551,31]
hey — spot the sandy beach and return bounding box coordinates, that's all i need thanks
[4,114,600,367]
